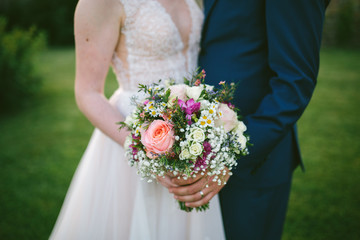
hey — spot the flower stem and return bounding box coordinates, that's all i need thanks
[178,201,210,212]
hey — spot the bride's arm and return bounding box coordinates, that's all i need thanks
[74,0,128,146]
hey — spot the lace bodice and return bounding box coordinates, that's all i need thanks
[112,0,204,91]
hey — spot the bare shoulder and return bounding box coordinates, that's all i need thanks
[74,0,124,29]
[74,0,125,70]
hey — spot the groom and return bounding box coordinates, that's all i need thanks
[168,0,331,239]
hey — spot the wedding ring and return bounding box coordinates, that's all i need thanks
[199,190,204,198]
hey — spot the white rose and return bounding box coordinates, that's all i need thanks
[234,121,247,134]
[204,84,214,91]
[179,148,191,160]
[189,127,205,142]
[237,134,247,149]
[199,100,210,110]
[189,142,203,156]
[186,86,204,101]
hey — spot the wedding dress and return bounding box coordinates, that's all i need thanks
[50,0,225,239]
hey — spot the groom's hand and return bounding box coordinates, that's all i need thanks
[169,168,231,208]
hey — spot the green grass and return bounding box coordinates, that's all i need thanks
[0,47,359,239]
[283,48,360,240]
[0,48,118,239]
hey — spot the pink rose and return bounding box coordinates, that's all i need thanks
[141,120,175,157]
[169,84,187,102]
[215,103,238,132]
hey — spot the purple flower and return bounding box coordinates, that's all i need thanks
[178,98,201,115]
[130,134,141,160]
[194,156,206,169]
[178,98,201,125]
[225,102,235,109]
[129,143,139,159]
[132,134,140,140]
[203,141,212,154]
[194,141,212,169]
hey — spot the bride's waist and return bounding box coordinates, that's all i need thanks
[116,68,190,92]
[109,88,143,116]
[110,88,142,101]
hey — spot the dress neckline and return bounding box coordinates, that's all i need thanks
[112,0,204,86]
[150,0,193,52]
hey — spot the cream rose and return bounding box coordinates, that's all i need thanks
[141,120,175,156]
[168,84,187,103]
[189,127,205,142]
[204,84,214,91]
[199,100,210,110]
[189,142,203,156]
[186,86,203,100]
[233,121,247,149]
[179,148,191,160]
[237,134,247,149]
[234,121,247,133]
[215,103,238,132]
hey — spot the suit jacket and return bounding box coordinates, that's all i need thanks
[199,0,329,187]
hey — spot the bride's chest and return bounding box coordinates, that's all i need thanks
[122,1,203,56]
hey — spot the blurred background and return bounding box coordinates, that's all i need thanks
[0,0,359,239]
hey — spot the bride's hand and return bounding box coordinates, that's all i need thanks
[157,171,202,190]
[156,173,179,189]
[168,168,231,208]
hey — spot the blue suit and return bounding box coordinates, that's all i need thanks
[199,0,330,239]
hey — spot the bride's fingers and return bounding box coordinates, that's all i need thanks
[157,175,179,188]
[165,172,176,178]
[172,178,219,201]
[174,186,212,203]
[170,176,209,196]
[175,178,225,203]
[171,171,207,186]
[185,191,215,208]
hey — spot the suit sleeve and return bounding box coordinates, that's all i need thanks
[236,0,328,170]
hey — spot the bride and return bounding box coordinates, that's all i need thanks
[50,0,225,239]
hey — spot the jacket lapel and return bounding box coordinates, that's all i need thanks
[204,0,218,23]
[201,0,218,40]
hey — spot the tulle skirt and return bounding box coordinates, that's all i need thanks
[50,89,225,240]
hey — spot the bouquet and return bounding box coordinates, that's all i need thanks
[119,69,249,212]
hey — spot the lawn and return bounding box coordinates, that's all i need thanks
[283,48,360,240]
[0,47,359,239]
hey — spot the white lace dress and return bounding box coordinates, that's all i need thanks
[50,0,225,239]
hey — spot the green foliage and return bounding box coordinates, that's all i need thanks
[322,0,360,48]
[0,0,77,46]
[335,1,355,46]
[0,17,46,114]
